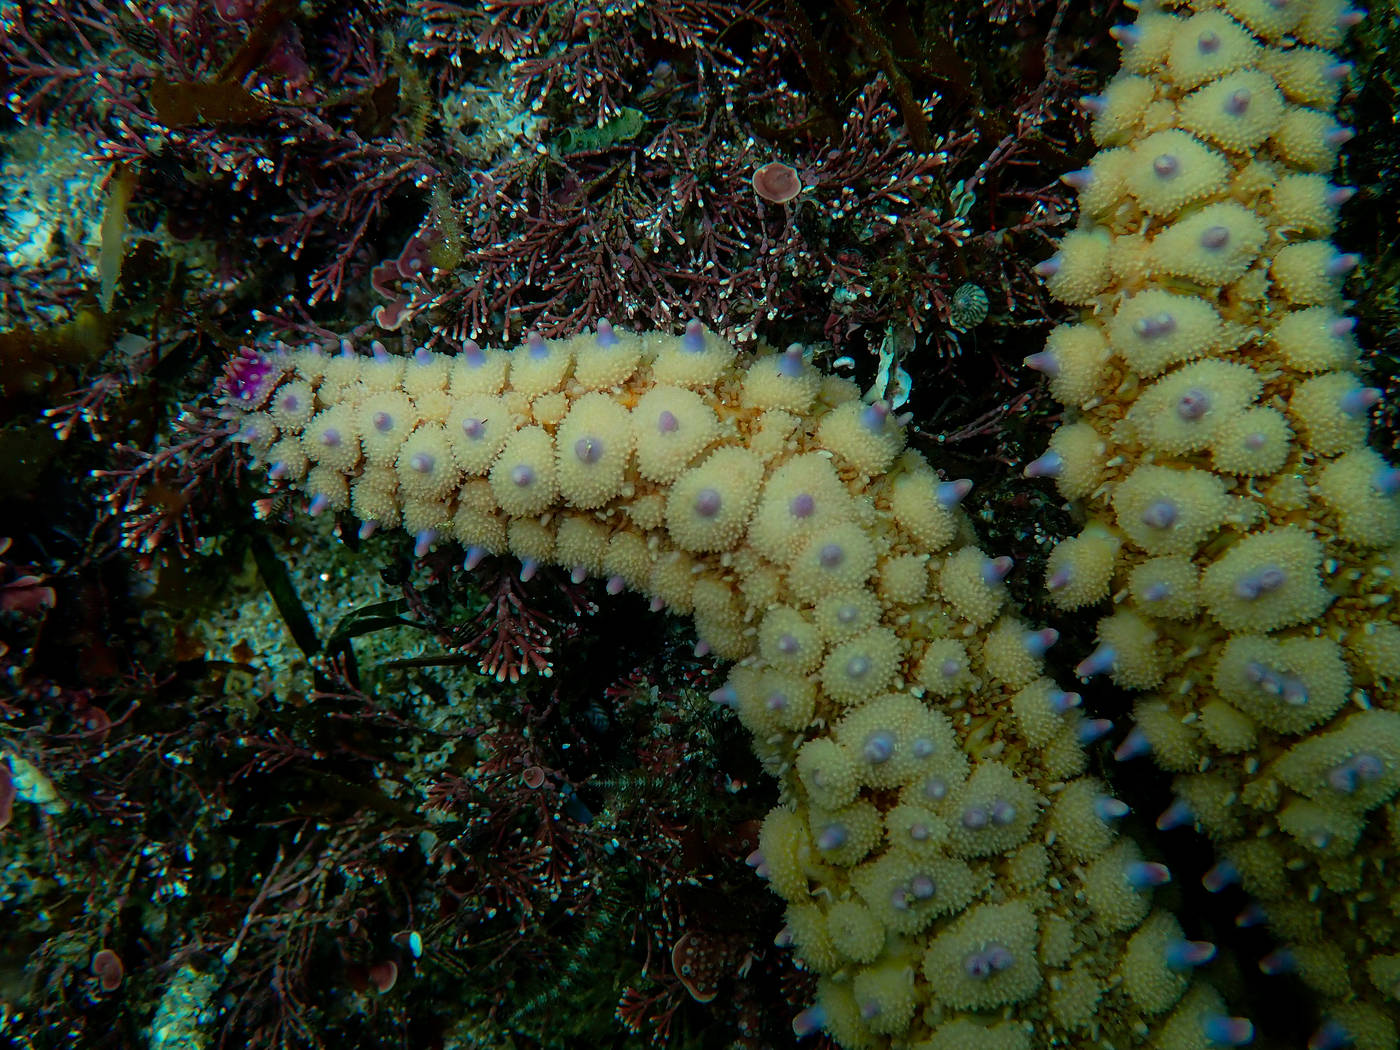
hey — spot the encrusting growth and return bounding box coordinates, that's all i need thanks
[220,323,1246,1049]
[1028,0,1400,1043]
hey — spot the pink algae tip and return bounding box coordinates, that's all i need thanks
[220,348,278,405]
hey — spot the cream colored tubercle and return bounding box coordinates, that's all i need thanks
[224,322,1238,1049]
[1031,0,1400,1042]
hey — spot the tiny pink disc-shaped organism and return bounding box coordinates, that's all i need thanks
[369,960,398,995]
[752,162,802,204]
[92,948,124,991]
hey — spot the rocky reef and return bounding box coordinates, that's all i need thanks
[1,0,1396,1048]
